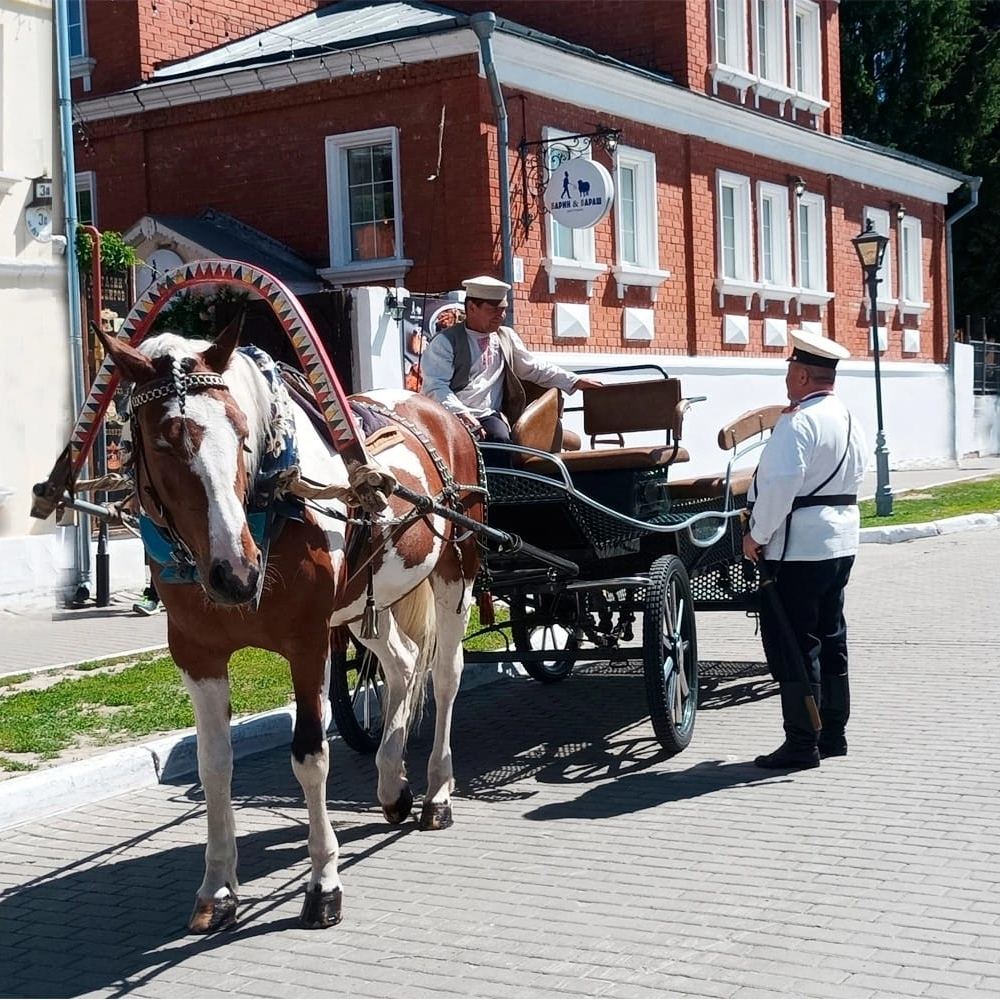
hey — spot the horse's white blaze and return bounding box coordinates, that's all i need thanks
[176,393,258,580]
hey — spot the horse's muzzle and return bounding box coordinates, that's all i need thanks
[207,558,262,606]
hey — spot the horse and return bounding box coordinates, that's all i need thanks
[94,318,485,933]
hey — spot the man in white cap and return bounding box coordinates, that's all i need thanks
[742,329,868,770]
[420,274,603,445]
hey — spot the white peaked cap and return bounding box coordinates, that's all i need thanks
[462,275,511,300]
[788,329,851,369]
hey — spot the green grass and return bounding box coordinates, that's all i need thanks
[0,605,510,768]
[860,475,1000,527]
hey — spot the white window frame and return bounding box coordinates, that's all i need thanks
[793,192,832,312]
[899,215,929,322]
[751,0,795,111]
[863,206,894,311]
[320,127,412,285]
[541,126,606,297]
[791,0,828,117]
[68,0,97,84]
[715,170,758,308]
[711,0,754,100]
[76,171,97,226]
[611,146,670,300]
[756,180,795,310]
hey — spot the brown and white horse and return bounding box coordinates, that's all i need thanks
[96,320,484,933]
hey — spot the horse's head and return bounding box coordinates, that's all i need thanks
[95,317,264,606]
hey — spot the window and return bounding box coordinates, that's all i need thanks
[68,0,85,58]
[793,192,832,310]
[76,171,96,226]
[714,171,756,307]
[791,0,828,115]
[322,127,411,284]
[612,146,670,299]
[541,127,606,296]
[755,0,786,85]
[712,0,753,97]
[863,206,894,307]
[899,216,929,321]
[756,181,794,309]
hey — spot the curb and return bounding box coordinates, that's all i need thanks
[860,510,1000,544]
[0,660,513,833]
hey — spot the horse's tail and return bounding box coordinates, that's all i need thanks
[393,579,437,723]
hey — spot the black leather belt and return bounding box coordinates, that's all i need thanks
[791,494,858,510]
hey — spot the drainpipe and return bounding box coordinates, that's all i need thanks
[55,0,92,604]
[945,176,982,462]
[470,13,515,323]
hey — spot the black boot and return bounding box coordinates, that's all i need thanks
[755,682,821,769]
[818,672,850,758]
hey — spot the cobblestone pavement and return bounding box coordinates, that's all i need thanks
[1,530,999,999]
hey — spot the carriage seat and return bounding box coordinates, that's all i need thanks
[668,404,784,500]
[515,378,696,474]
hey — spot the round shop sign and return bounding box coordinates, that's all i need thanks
[543,158,615,229]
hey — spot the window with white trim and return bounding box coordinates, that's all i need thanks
[322,127,411,284]
[899,216,929,321]
[755,0,786,85]
[863,206,894,307]
[712,0,753,97]
[792,0,827,116]
[76,171,96,226]
[541,127,606,296]
[794,192,832,310]
[756,181,794,310]
[612,146,670,300]
[68,0,86,59]
[714,171,757,307]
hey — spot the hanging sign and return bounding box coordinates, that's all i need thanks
[543,158,614,229]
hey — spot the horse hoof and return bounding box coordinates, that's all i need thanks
[188,894,238,934]
[299,886,343,928]
[382,786,414,825]
[419,801,453,831]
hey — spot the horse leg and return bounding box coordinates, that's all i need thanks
[179,664,240,934]
[289,640,343,929]
[420,577,471,831]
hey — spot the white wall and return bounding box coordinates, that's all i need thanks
[0,0,77,612]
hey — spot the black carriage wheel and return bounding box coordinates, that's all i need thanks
[510,592,579,683]
[330,643,385,754]
[642,554,698,756]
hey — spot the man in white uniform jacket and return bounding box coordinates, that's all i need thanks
[742,330,868,770]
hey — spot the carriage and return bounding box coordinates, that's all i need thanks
[331,368,781,758]
[30,260,778,932]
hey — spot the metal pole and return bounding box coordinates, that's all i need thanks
[867,270,893,517]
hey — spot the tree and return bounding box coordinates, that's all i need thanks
[840,0,1000,324]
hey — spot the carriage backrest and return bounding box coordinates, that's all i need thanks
[582,378,684,447]
[510,387,562,453]
[716,405,784,453]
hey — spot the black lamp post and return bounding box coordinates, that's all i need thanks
[852,218,893,517]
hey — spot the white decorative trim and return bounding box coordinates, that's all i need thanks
[900,299,931,323]
[902,328,921,354]
[763,317,788,347]
[757,283,797,313]
[541,259,606,297]
[792,289,834,314]
[715,277,760,310]
[723,314,750,345]
[318,259,413,285]
[800,320,823,338]
[623,307,654,342]
[869,326,888,352]
[553,301,591,339]
[710,64,754,103]
[611,264,671,301]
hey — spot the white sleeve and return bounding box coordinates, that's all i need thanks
[505,328,579,393]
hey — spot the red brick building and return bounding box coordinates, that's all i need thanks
[70,0,978,466]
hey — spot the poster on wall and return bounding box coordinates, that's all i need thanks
[402,295,466,391]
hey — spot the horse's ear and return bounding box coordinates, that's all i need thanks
[92,322,157,384]
[202,310,245,374]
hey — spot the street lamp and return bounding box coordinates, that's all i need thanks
[852,218,893,516]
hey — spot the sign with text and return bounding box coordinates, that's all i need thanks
[543,158,614,229]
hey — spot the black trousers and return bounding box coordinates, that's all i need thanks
[759,556,855,687]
